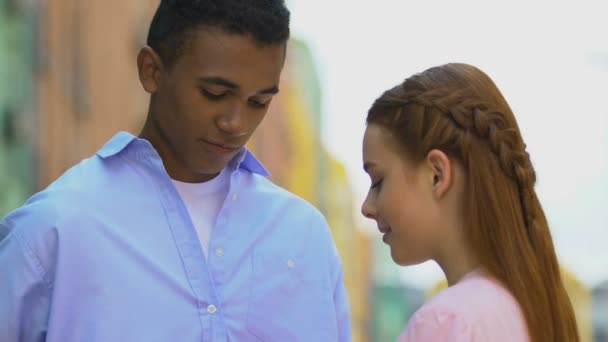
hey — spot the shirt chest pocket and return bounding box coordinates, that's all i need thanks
[246,249,335,342]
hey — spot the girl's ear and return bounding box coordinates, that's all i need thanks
[426,149,453,199]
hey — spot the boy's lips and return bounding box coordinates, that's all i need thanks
[200,139,241,155]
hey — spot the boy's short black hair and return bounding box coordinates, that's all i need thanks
[147,0,291,68]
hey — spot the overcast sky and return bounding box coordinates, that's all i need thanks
[290,0,608,289]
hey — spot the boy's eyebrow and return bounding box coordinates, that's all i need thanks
[199,76,279,95]
[199,77,238,89]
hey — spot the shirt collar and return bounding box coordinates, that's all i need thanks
[96,131,137,158]
[96,131,270,177]
[232,148,271,177]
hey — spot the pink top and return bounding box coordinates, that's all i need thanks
[398,270,530,342]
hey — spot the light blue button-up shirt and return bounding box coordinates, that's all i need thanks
[0,132,352,342]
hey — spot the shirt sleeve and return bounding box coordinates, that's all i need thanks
[332,258,352,342]
[397,306,471,342]
[0,220,52,341]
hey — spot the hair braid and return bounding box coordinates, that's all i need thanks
[392,87,541,243]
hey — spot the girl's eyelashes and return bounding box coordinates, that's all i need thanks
[371,178,383,189]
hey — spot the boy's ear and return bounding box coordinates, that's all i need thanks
[137,46,163,94]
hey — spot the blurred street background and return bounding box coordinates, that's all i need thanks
[1,0,607,341]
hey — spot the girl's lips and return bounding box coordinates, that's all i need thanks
[382,231,391,244]
[380,227,392,244]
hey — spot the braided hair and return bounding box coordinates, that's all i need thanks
[367,63,579,342]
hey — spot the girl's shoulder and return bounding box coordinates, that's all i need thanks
[397,270,530,342]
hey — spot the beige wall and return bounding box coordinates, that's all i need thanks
[36,0,158,187]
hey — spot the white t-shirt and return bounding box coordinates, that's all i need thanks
[172,168,230,258]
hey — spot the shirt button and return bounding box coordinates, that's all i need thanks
[287,259,296,269]
[215,248,224,257]
[207,304,217,314]
[231,193,238,201]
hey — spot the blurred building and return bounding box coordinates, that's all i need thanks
[371,282,425,341]
[0,1,36,217]
[34,0,157,187]
[593,280,608,342]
